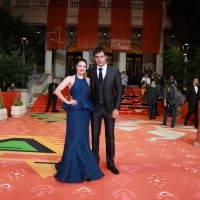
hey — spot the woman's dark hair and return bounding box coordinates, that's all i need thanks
[75,58,87,67]
[93,46,107,57]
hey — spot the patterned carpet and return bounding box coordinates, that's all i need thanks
[0,113,200,200]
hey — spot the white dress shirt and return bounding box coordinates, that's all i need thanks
[194,85,198,94]
[97,64,107,79]
[141,77,151,85]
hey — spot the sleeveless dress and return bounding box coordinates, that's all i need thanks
[54,75,104,183]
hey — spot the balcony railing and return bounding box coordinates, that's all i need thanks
[11,0,143,10]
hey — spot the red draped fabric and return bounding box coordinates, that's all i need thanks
[46,0,68,50]
[1,92,20,117]
[142,0,163,54]
[110,0,131,51]
[77,0,99,50]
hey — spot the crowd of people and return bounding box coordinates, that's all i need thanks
[0,82,18,92]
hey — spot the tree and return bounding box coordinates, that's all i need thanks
[165,0,200,46]
[164,0,200,86]
[0,7,44,87]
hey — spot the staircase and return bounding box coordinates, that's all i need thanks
[120,87,148,115]
[29,87,70,113]
[29,86,164,115]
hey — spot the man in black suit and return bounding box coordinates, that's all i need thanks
[44,78,59,113]
[89,46,122,175]
[184,77,200,129]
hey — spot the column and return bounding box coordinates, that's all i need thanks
[82,51,90,69]
[156,28,164,76]
[54,49,66,81]
[119,52,126,73]
[45,49,52,74]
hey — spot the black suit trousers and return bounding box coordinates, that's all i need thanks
[91,104,115,166]
[46,94,57,111]
[185,103,198,128]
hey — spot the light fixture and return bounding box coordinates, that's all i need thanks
[103,28,107,37]
[137,28,141,39]
[182,43,190,62]
[69,27,74,36]
[21,36,28,88]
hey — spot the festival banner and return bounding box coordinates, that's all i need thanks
[110,0,132,51]
[77,0,99,50]
[142,0,163,54]
[46,0,68,50]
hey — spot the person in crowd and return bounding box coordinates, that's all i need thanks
[54,58,104,183]
[182,86,187,96]
[140,74,150,98]
[184,77,200,129]
[160,80,177,128]
[145,66,153,78]
[169,75,177,87]
[141,73,151,86]
[121,71,128,97]
[158,74,164,97]
[7,82,18,92]
[147,80,159,120]
[44,78,59,113]
[138,69,144,86]
[151,71,161,97]
[89,46,122,175]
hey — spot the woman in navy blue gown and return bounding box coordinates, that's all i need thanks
[54,59,104,183]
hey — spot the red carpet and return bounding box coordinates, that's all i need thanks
[0,113,199,200]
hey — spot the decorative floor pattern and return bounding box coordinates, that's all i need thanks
[29,113,67,123]
[0,113,200,200]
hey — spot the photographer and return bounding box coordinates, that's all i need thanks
[140,74,150,98]
[7,82,18,92]
[151,71,161,98]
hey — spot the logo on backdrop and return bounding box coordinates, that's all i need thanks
[111,38,131,50]
[47,27,64,46]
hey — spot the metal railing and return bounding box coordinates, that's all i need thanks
[10,0,143,9]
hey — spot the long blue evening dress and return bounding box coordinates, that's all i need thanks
[54,75,104,183]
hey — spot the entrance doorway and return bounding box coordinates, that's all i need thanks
[66,52,82,76]
[66,43,82,76]
[126,44,142,85]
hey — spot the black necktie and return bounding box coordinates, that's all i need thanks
[99,68,103,83]
[53,83,55,91]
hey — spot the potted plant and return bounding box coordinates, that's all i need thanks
[11,93,26,117]
[0,94,8,122]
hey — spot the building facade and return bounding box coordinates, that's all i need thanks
[3,0,172,82]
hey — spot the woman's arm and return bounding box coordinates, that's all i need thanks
[54,76,77,105]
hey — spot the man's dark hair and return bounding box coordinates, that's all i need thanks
[166,79,172,86]
[193,77,198,81]
[93,46,107,57]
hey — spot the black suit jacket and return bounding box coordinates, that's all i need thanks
[186,84,200,113]
[48,83,58,96]
[89,65,122,113]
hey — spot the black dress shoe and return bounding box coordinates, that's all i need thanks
[44,110,48,113]
[107,165,119,175]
